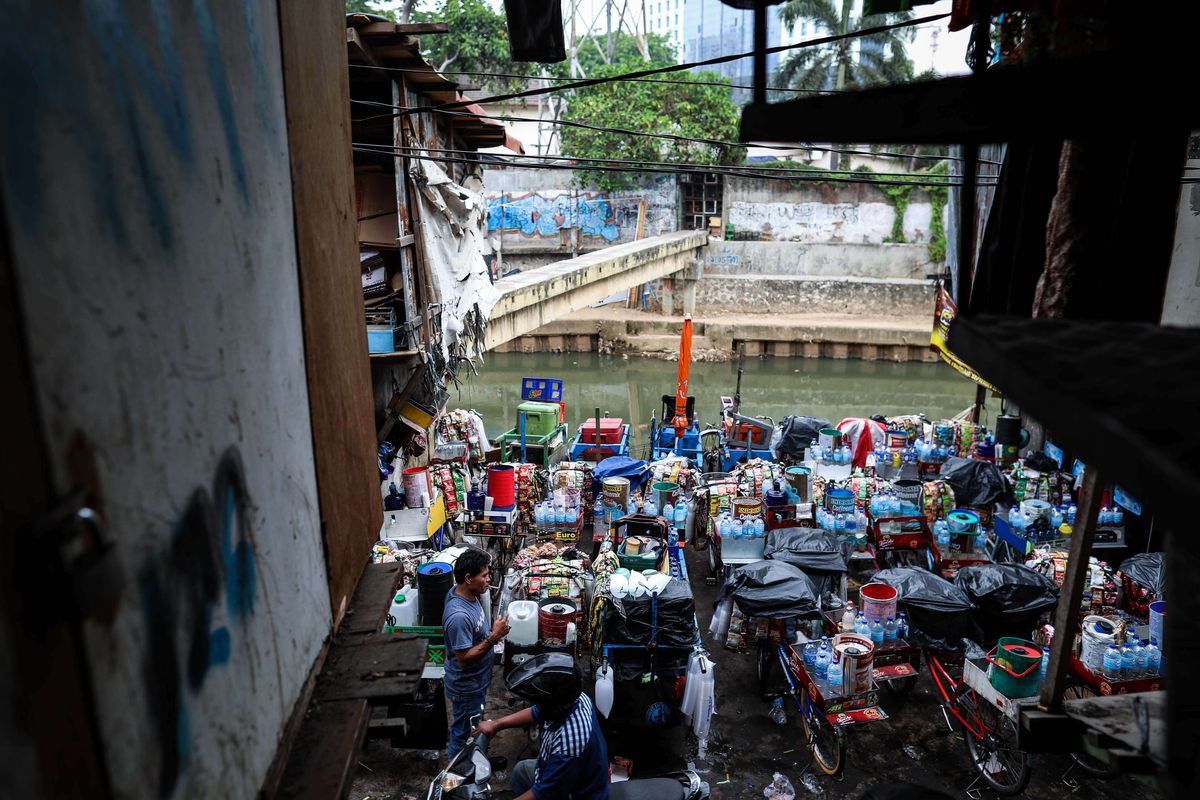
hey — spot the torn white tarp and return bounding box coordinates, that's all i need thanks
[410,155,500,358]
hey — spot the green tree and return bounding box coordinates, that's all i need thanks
[777,0,916,92]
[345,0,398,20]
[558,33,744,192]
[412,0,525,92]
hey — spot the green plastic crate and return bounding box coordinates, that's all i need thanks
[517,401,561,437]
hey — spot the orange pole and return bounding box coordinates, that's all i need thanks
[673,316,693,438]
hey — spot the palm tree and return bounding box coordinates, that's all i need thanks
[777,0,916,93]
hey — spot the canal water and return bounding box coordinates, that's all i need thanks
[453,352,977,446]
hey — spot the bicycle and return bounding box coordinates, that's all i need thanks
[925,642,1033,796]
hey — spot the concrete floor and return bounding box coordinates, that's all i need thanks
[351,544,1163,799]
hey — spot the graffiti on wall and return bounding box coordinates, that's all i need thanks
[727,200,933,244]
[139,447,259,796]
[487,191,622,241]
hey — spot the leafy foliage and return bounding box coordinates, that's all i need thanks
[345,0,397,19]
[777,0,916,91]
[411,0,526,92]
[557,34,744,192]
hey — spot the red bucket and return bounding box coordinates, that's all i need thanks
[487,464,516,508]
[538,598,577,645]
[860,583,898,623]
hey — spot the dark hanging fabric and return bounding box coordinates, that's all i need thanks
[966,140,1063,316]
[1033,133,1188,322]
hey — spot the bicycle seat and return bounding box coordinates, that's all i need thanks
[610,777,690,800]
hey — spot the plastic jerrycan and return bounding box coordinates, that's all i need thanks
[507,601,539,646]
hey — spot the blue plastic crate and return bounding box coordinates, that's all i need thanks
[367,326,395,354]
[521,377,563,402]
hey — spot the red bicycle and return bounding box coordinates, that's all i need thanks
[925,643,1033,796]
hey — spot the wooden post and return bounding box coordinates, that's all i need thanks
[1038,465,1102,713]
[971,384,986,423]
[626,199,649,309]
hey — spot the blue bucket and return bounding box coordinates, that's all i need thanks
[826,488,855,515]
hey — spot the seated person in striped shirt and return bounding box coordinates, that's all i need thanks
[473,653,608,800]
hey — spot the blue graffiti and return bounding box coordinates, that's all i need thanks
[0,0,266,245]
[487,192,621,241]
[140,447,258,796]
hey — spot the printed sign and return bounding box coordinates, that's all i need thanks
[1113,486,1142,515]
[930,287,999,392]
[1043,441,1064,467]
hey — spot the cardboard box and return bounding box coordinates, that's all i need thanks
[355,169,398,246]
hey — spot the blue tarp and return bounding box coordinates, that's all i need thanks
[593,456,650,492]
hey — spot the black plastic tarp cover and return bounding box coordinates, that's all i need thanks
[937,457,1011,507]
[953,563,1059,615]
[871,567,979,651]
[719,560,820,619]
[1120,552,1166,598]
[764,528,847,605]
[604,578,697,649]
[771,415,832,459]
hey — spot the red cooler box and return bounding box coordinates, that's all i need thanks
[579,418,624,444]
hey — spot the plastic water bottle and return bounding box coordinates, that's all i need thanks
[803,639,817,666]
[674,501,687,532]
[1121,642,1137,678]
[753,517,765,537]
[1067,502,1077,524]
[897,611,909,640]
[870,619,884,645]
[827,653,843,692]
[1039,646,1050,680]
[884,617,897,642]
[645,497,658,518]
[1145,638,1162,676]
[845,513,857,536]
[535,503,546,526]
[841,602,856,633]
[1133,637,1148,678]
[1113,504,1124,526]
[815,639,831,679]
[1009,506,1024,531]
[566,503,578,526]
[855,612,868,637]
[935,520,951,547]
[1102,644,1123,680]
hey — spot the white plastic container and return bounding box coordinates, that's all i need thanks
[387,588,419,629]
[507,600,539,646]
[595,662,615,718]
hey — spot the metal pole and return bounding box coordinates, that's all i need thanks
[752,1,767,106]
[1038,465,1102,713]
[520,410,528,464]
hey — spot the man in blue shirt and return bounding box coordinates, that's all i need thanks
[474,653,609,800]
[443,547,508,759]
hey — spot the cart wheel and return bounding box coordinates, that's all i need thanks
[1063,682,1121,779]
[883,674,919,698]
[961,693,1032,795]
[799,694,845,776]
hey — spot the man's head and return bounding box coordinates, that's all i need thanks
[454,547,492,597]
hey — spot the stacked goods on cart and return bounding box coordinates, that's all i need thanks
[762,528,847,611]
[429,462,467,518]
[551,461,594,521]
[953,563,1059,648]
[711,561,822,651]
[499,542,594,656]
[731,458,784,498]
[647,455,699,495]
[870,567,980,652]
[435,408,489,463]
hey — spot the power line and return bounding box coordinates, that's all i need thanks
[360,141,983,181]
[349,63,842,96]
[350,99,999,167]
[390,13,950,116]
[352,144,994,187]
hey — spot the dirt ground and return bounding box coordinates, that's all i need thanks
[350,544,1162,799]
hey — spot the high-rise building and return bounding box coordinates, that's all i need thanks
[645,0,685,60]
[682,0,783,103]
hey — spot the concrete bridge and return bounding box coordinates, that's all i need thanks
[483,230,706,351]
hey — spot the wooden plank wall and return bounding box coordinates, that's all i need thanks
[278,0,381,624]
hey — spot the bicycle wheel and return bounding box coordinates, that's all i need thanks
[960,693,1032,795]
[1063,682,1120,779]
[800,693,845,776]
[883,674,919,697]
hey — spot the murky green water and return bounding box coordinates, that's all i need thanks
[452,353,977,446]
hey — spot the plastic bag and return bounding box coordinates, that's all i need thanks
[954,563,1059,643]
[763,771,795,800]
[1120,552,1165,599]
[770,415,831,460]
[872,567,980,651]
[937,457,1011,507]
[764,528,846,605]
[605,579,697,648]
[719,560,820,619]
[593,455,650,492]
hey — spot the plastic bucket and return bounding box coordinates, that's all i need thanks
[886,429,909,449]
[732,497,763,519]
[652,481,680,509]
[1150,601,1166,647]
[603,477,630,510]
[487,464,516,509]
[538,598,577,645]
[860,583,898,623]
[946,509,981,534]
[988,638,1041,698]
[1020,499,1052,524]
[402,467,431,508]
[1080,615,1119,672]
[893,479,923,507]
[784,466,811,501]
[833,633,875,695]
[819,428,842,451]
[826,488,855,515]
[416,562,454,626]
